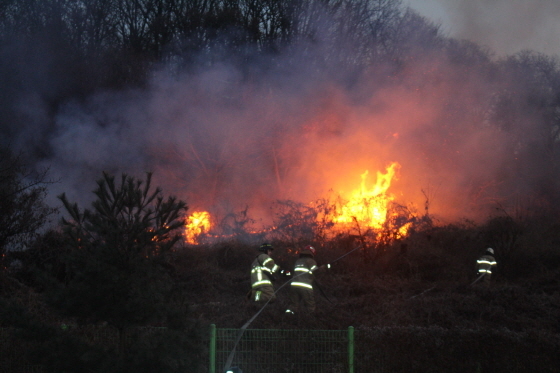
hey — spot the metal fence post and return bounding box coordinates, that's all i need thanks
[209,324,216,373]
[348,326,354,373]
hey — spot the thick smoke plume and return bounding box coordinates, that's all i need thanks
[2,1,559,231]
[36,56,539,225]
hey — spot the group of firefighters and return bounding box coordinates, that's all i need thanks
[249,243,498,313]
[249,243,330,314]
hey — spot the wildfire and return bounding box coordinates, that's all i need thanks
[331,162,400,230]
[183,162,409,244]
[184,211,211,244]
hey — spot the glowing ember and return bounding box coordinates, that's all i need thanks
[397,222,411,238]
[185,211,211,244]
[332,162,401,230]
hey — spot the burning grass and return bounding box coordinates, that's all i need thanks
[183,162,419,248]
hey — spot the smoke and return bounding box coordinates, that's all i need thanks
[403,0,560,57]
[1,2,558,231]
[36,53,507,226]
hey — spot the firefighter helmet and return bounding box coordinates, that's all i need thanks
[302,245,316,256]
[486,247,494,255]
[259,243,273,252]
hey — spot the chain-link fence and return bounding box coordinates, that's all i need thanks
[210,325,354,373]
[209,325,560,373]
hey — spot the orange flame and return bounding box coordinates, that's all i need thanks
[185,211,211,244]
[183,162,408,244]
[332,162,400,230]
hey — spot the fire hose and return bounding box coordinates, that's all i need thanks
[329,244,363,264]
[313,279,334,304]
[469,273,486,286]
[407,286,435,300]
[314,245,363,304]
[408,273,487,301]
[223,244,363,372]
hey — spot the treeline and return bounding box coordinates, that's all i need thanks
[0,0,442,163]
[0,0,425,86]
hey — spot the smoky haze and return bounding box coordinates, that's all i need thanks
[1,0,559,230]
[404,0,560,57]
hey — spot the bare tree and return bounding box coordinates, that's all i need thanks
[0,146,57,268]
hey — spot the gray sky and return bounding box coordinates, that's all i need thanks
[402,0,560,57]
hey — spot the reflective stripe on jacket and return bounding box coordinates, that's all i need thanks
[291,257,318,289]
[251,253,279,288]
[477,254,497,274]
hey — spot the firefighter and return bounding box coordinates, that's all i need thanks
[476,247,497,285]
[250,243,280,304]
[285,245,330,315]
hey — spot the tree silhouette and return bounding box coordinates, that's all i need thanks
[0,146,56,269]
[52,172,188,344]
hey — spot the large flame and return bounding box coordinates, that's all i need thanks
[183,162,407,244]
[331,162,400,230]
[184,211,211,244]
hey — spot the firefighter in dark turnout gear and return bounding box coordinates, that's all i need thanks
[476,247,497,285]
[285,245,330,315]
[250,243,280,304]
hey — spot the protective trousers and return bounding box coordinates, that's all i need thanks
[288,286,315,313]
[251,285,276,303]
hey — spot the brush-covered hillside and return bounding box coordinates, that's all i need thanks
[2,214,560,372]
[170,216,560,372]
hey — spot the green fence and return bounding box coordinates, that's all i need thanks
[209,324,354,373]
